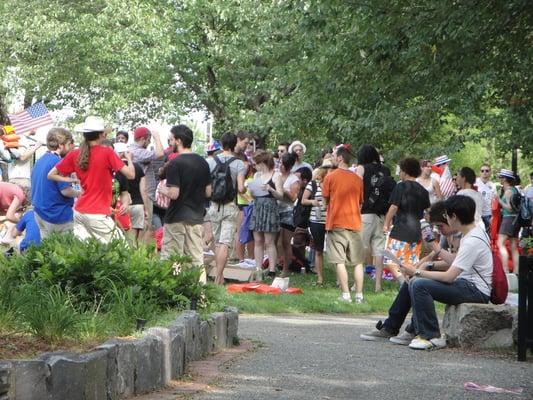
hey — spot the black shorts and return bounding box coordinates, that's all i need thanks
[309,221,326,251]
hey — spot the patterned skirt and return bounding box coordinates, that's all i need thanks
[249,197,280,233]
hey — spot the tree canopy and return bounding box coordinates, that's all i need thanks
[1,0,530,159]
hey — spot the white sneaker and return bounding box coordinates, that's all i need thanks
[408,335,446,350]
[390,331,415,345]
[336,296,353,303]
[236,261,255,269]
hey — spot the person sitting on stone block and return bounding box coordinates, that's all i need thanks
[400,195,492,350]
[360,200,460,346]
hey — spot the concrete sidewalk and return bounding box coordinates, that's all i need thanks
[188,314,532,399]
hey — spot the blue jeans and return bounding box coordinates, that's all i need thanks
[410,277,489,339]
[383,282,412,335]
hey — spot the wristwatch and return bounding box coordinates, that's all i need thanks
[427,261,435,271]
[414,270,421,277]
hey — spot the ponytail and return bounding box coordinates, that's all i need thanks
[77,131,101,171]
[78,140,90,170]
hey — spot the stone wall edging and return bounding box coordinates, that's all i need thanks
[0,306,239,400]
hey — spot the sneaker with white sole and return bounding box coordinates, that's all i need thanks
[408,335,446,350]
[389,331,415,345]
[336,296,353,303]
[360,327,394,341]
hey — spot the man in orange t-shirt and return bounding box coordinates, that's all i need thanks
[322,145,365,303]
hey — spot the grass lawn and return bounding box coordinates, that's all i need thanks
[213,264,447,315]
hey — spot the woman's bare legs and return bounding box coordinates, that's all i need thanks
[498,234,510,273]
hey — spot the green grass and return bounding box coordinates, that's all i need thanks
[213,266,446,315]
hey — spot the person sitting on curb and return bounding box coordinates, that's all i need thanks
[402,195,492,350]
[360,200,460,344]
[0,181,26,223]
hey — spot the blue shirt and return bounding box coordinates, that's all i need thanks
[16,210,41,252]
[31,152,74,224]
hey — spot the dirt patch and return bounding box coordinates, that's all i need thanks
[0,331,102,360]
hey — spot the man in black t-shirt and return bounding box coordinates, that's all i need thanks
[159,125,212,283]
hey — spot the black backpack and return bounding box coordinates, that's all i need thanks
[366,166,396,215]
[293,180,317,228]
[511,190,533,228]
[210,156,236,204]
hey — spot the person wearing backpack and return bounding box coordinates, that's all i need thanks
[494,169,520,274]
[356,144,396,293]
[520,172,533,247]
[205,132,247,285]
[398,195,492,350]
[361,200,461,345]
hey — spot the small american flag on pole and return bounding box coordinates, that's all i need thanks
[8,102,54,136]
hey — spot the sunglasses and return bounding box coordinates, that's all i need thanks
[480,169,490,172]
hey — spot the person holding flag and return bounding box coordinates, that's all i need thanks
[5,102,53,189]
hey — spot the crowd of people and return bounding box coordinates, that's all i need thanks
[2,117,529,349]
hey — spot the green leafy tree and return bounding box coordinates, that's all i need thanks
[1,0,530,159]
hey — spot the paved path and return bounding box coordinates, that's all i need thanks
[137,314,533,400]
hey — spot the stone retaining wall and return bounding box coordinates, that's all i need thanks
[0,307,239,400]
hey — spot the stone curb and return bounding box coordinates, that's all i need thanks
[0,307,239,400]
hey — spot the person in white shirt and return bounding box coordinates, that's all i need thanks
[8,134,43,190]
[475,163,497,233]
[456,167,485,230]
[399,195,492,350]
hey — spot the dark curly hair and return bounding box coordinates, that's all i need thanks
[398,157,421,178]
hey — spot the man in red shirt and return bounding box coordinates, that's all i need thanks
[322,145,365,303]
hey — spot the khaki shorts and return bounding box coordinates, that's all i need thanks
[206,202,239,247]
[35,212,73,239]
[326,228,364,265]
[73,211,124,243]
[161,221,204,268]
[129,204,145,230]
[361,213,386,256]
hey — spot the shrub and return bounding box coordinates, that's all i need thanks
[1,233,215,311]
[0,233,219,341]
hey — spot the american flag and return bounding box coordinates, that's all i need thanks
[8,102,54,136]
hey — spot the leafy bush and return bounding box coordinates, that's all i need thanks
[1,233,216,312]
[0,233,220,343]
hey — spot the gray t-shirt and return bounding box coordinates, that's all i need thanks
[207,154,246,190]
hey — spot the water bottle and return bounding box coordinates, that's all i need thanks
[420,219,435,242]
